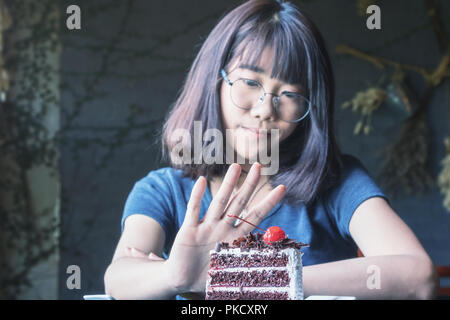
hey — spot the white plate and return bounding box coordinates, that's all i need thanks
[83,294,114,300]
[305,295,356,300]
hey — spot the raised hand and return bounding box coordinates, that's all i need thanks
[164,162,286,294]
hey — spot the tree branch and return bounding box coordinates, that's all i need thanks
[426,0,450,53]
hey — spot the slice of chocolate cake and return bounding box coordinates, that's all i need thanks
[205,232,307,300]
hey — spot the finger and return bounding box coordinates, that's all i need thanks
[236,184,286,234]
[184,176,206,227]
[204,163,242,222]
[221,162,262,227]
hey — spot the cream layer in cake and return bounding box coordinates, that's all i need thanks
[206,247,303,300]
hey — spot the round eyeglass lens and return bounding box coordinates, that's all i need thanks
[276,93,309,122]
[230,79,309,122]
[230,79,262,110]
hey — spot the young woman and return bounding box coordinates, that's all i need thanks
[104,0,438,300]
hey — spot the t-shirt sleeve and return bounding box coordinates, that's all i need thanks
[325,156,390,242]
[121,170,175,238]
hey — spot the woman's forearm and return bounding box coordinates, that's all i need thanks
[303,255,438,299]
[104,257,178,300]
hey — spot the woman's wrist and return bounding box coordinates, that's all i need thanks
[162,259,189,297]
[124,247,184,299]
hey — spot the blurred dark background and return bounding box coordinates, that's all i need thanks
[1,0,449,299]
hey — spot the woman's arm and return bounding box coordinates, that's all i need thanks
[104,163,287,299]
[104,215,178,300]
[303,197,439,299]
[123,246,206,300]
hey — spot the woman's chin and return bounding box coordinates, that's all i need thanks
[234,148,270,163]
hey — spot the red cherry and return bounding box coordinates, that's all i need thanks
[226,215,286,245]
[263,226,286,244]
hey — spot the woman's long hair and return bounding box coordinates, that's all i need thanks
[160,0,343,207]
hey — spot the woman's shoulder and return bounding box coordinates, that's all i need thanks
[315,154,388,242]
[142,166,181,178]
[333,153,374,185]
[325,153,385,202]
[137,166,188,185]
[135,166,197,195]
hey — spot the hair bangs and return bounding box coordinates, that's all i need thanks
[225,16,310,97]
[270,24,310,95]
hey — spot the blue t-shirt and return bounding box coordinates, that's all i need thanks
[121,154,389,298]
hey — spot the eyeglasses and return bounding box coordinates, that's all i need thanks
[220,68,311,123]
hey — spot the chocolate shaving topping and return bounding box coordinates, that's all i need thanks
[221,232,308,250]
[218,242,229,250]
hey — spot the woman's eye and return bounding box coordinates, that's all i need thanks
[283,92,299,99]
[243,79,259,87]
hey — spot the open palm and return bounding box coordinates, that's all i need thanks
[165,162,286,294]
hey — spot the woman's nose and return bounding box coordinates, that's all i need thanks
[251,93,277,121]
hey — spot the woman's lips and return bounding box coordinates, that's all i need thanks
[240,126,272,138]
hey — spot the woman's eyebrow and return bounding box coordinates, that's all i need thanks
[238,64,266,74]
[237,64,302,91]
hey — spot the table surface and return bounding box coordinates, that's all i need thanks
[83,294,356,300]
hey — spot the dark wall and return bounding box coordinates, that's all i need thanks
[59,0,450,299]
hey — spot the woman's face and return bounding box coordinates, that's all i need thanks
[220,47,302,164]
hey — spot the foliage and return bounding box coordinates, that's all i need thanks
[0,0,60,298]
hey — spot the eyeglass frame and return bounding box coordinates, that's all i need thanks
[220,68,311,123]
